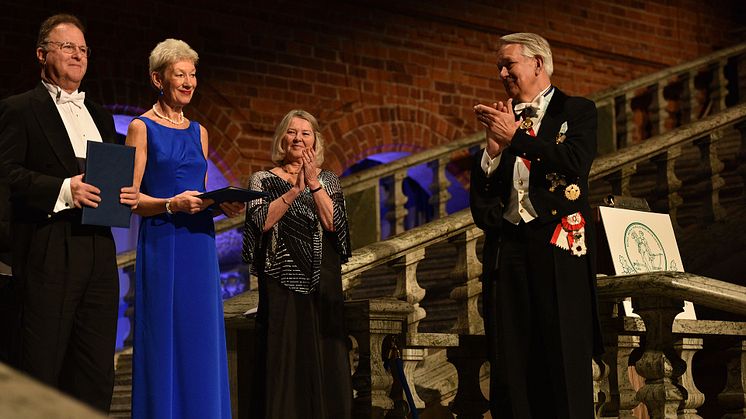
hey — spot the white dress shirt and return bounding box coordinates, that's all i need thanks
[480,84,555,224]
[41,80,104,213]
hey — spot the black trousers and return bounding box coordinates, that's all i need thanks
[18,219,119,413]
[0,272,20,367]
[483,220,594,419]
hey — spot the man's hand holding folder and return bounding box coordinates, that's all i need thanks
[80,141,139,228]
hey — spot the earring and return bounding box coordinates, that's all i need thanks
[159,89,164,96]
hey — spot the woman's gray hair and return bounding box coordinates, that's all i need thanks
[148,38,199,75]
[500,33,553,77]
[271,110,325,166]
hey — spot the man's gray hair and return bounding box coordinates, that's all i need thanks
[500,33,553,77]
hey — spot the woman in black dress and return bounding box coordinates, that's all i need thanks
[242,109,352,418]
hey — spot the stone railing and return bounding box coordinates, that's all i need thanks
[592,42,746,154]
[219,233,746,418]
[111,44,746,256]
[114,45,746,417]
[116,102,746,418]
[342,42,746,246]
[589,103,746,229]
[332,104,746,417]
[191,42,746,248]
[596,272,746,419]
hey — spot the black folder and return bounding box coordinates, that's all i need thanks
[198,186,267,203]
[81,141,135,228]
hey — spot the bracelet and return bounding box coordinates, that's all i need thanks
[281,196,291,206]
[310,185,323,194]
[165,199,173,214]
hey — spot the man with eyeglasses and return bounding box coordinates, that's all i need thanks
[470,33,603,418]
[0,13,138,412]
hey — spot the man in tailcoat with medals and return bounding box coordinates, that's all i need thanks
[471,32,603,419]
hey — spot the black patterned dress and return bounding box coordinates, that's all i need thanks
[242,170,352,419]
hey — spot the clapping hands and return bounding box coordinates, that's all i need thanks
[474,98,518,157]
[301,148,321,190]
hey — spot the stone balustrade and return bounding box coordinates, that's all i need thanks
[110,43,746,418]
[595,273,746,419]
[114,43,746,256]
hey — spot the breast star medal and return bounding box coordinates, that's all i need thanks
[564,184,581,201]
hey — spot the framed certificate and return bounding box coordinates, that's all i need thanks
[598,206,695,319]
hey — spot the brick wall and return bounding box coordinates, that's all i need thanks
[0,0,743,181]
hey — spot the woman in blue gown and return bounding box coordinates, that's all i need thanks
[125,39,244,419]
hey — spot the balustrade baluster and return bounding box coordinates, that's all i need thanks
[717,340,746,419]
[400,348,427,411]
[693,130,726,222]
[593,357,610,418]
[651,81,667,136]
[598,301,642,418]
[734,121,746,206]
[650,146,683,230]
[617,93,636,148]
[121,264,136,347]
[632,296,687,419]
[388,169,409,236]
[448,228,484,335]
[428,156,452,220]
[675,337,705,419]
[447,335,490,419]
[390,249,426,337]
[346,298,412,418]
[603,164,638,197]
[389,249,427,413]
[710,59,729,114]
[596,98,617,155]
[681,70,698,124]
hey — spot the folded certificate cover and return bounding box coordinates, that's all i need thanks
[81,141,135,228]
[198,186,267,203]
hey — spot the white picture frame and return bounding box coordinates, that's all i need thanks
[598,206,696,319]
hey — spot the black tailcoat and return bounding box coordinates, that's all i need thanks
[0,83,119,412]
[470,88,603,419]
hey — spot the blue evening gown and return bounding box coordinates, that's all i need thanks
[132,116,231,419]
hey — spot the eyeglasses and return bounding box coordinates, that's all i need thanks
[43,41,91,57]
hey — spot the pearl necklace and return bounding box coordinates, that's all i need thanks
[152,104,184,125]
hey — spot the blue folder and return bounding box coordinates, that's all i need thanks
[81,141,135,228]
[198,186,267,203]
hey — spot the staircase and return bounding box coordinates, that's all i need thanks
[109,350,133,419]
[111,43,746,418]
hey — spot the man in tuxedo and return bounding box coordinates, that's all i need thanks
[0,14,138,412]
[0,179,17,367]
[470,33,603,418]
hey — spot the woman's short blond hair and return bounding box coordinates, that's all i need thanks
[148,38,199,76]
[271,110,325,166]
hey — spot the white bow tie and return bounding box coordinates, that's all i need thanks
[56,90,86,108]
[514,86,554,118]
[514,96,544,117]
